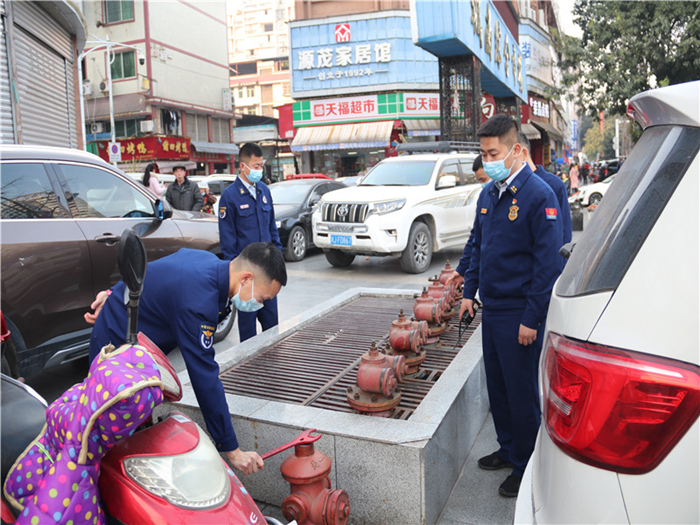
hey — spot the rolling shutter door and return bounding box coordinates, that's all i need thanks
[0,2,15,142]
[11,1,76,147]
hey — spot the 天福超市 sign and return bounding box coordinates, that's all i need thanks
[293,92,440,126]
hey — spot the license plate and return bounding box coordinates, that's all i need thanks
[330,234,352,246]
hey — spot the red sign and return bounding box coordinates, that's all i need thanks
[481,94,496,123]
[335,24,351,43]
[95,136,191,163]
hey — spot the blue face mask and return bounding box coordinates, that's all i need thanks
[232,278,263,312]
[483,145,516,182]
[243,163,263,184]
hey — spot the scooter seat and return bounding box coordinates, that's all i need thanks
[1,375,46,485]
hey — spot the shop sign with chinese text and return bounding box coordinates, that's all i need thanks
[293,92,439,126]
[95,136,191,163]
[290,11,439,98]
[411,0,528,101]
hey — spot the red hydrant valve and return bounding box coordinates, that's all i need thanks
[280,439,350,525]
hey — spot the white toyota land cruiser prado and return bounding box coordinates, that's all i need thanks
[312,144,481,273]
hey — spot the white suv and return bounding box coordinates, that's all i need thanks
[515,80,700,524]
[312,152,481,273]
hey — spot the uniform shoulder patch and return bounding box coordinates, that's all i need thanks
[545,208,558,220]
[200,323,216,349]
[480,208,488,215]
[219,206,226,219]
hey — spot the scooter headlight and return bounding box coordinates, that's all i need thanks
[123,422,230,509]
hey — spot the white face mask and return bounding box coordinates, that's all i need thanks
[232,278,263,312]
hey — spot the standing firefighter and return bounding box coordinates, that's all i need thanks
[460,114,563,497]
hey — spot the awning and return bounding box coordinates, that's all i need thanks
[83,93,148,119]
[532,121,563,141]
[191,141,240,155]
[521,123,541,140]
[404,119,440,137]
[291,121,393,152]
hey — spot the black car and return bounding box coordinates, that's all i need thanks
[270,179,345,261]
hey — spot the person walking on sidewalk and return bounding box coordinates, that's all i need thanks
[460,114,563,498]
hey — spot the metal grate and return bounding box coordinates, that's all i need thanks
[219,296,481,420]
[321,202,369,223]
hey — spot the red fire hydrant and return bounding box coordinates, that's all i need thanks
[438,259,463,303]
[268,430,350,525]
[427,276,455,319]
[347,342,405,416]
[388,309,427,376]
[414,287,448,336]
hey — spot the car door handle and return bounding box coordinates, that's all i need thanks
[94,234,120,246]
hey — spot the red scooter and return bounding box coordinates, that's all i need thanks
[1,231,289,525]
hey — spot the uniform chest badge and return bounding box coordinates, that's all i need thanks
[240,204,249,209]
[262,195,268,204]
[240,188,245,194]
[509,205,519,221]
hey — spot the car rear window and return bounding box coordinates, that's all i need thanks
[557,125,700,297]
[1,163,63,219]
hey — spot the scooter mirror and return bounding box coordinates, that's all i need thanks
[117,229,147,296]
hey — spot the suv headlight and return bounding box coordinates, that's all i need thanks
[124,422,230,509]
[369,198,406,216]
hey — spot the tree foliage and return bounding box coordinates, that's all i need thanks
[554,1,700,116]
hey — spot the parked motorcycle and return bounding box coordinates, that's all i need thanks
[1,230,287,525]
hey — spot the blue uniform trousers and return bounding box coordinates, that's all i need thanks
[481,307,544,477]
[238,296,278,342]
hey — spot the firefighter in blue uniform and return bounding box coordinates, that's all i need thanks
[460,115,563,498]
[518,132,573,267]
[219,143,283,342]
[86,242,287,475]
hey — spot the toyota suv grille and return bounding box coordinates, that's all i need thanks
[322,203,369,223]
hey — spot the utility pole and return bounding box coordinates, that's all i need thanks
[614,119,620,158]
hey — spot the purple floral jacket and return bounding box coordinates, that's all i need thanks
[4,343,167,525]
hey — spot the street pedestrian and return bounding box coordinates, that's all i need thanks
[569,162,580,194]
[460,114,563,498]
[201,183,218,215]
[580,162,590,186]
[219,143,283,342]
[142,163,165,198]
[165,165,203,211]
[85,242,287,475]
[518,133,573,266]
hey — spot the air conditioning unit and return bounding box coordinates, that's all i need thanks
[140,120,154,133]
[83,80,93,96]
[91,122,104,134]
[99,81,108,92]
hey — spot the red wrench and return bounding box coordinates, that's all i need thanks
[261,428,322,460]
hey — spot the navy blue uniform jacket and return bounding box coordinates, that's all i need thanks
[219,177,282,259]
[535,165,572,248]
[89,249,239,452]
[463,165,563,329]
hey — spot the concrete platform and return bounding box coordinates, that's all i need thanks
[155,288,490,525]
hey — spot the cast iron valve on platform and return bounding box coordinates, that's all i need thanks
[388,309,427,376]
[263,429,350,525]
[347,341,406,416]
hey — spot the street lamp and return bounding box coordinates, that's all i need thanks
[78,34,145,162]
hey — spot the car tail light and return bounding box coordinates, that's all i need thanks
[542,333,700,474]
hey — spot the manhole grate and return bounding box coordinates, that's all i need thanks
[219,296,481,419]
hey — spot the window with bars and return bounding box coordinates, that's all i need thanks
[104,0,134,23]
[111,51,135,80]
